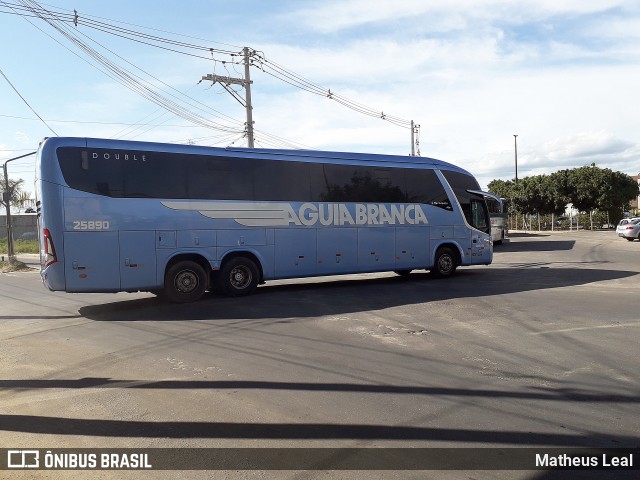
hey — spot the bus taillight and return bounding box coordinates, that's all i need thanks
[43,228,57,267]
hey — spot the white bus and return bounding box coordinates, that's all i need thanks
[486,196,508,245]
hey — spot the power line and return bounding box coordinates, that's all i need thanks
[0,66,59,136]
[124,113,177,141]
[4,1,415,130]
[9,0,243,134]
[0,1,240,56]
[2,0,418,152]
[35,0,243,50]
[251,52,413,129]
[112,109,172,139]
[0,113,218,128]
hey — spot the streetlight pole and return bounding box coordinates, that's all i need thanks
[513,134,518,183]
[3,151,36,261]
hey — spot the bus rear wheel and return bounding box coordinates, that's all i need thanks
[217,257,259,297]
[164,260,207,303]
[432,247,457,278]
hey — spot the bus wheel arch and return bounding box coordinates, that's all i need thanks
[163,254,211,303]
[214,252,262,297]
[431,244,459,278]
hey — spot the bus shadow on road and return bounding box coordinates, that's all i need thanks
[79,267,638,322]
[497,239,576,252]
[0,412,638,448]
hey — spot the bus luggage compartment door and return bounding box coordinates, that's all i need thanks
[317,228,357,273]
[120,231,157,290]
[358,227,395,270]
[63,231,120,292]
[274,229,317,277]
[395,226,430,269]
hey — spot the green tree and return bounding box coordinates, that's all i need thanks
[487,179,516,214]
[597,169,639,224]
[567,164,603,213]
[487,179,514,200]
[0,175,24,209]
[545,171,571,215]
[488,165,638,227]
[489,175,568,216]
[15,191,31,212]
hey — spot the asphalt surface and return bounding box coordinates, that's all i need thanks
[1,231,639,479]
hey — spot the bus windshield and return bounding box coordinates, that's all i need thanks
[441,170,491,234]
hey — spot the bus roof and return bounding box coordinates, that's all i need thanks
[40,137,474,176]
[227,146,473,175]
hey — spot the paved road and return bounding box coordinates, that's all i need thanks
[1,231,638,479]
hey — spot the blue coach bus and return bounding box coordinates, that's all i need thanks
[36,137,493,303]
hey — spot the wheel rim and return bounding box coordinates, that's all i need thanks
[438,254,453,274]
[230,265,252,290]
[175,269,199,294]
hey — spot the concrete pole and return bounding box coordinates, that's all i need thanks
[243,47,255,148]
[411,120,415,156]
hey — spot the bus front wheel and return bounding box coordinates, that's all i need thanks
[432,247,457,278]
[217,257,259,296]
[164,261,207,303]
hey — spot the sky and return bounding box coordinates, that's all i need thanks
[1,0,640,196]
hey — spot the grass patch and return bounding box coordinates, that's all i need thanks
[0,238,39,254]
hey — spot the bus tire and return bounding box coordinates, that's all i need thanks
[394,269,412,277]
[164,260,207,303]
[432,247,457,278]
[217,257,259,297]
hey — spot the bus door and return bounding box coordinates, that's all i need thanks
[120,231,157,290]
[469,198,491,264]
[63,231,120,292]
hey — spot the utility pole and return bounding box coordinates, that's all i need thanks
[202,46,254,148]
[410,121,421,156]
[2,151,36,261]
[243,47,255,148]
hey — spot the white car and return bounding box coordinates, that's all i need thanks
[616,218,640,241]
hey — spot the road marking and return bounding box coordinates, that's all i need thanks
[530,321,640,335]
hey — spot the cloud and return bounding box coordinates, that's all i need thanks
[542,132,634,162]
[3,0,640,194]
[284,0,630,35]
[471,132,640,189]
